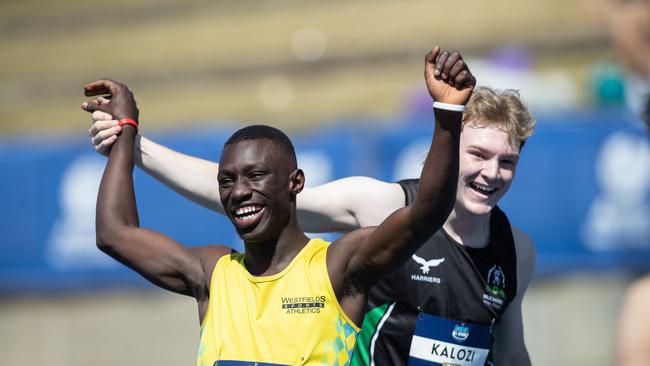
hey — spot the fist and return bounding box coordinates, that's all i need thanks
[81,79,139,122]
[424,46,476,106]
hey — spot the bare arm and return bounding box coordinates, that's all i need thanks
[329,47,475,303]
[84,80,229,303]
[90,112,406,232]
[89,112,224,213]
[492,226,535,366]
[297,177,406,232]
[137,135,223,213]
[617,275,650,366]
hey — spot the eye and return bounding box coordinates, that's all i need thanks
[218,177,234,188]
[469,151,484,159]
[500,158,518,168]
[248,171,268,180]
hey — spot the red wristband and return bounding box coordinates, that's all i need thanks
[117,118,138,131]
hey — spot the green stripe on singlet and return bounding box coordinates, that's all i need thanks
[350,302,395,366]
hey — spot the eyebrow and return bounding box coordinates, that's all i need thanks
[467,145,519,160]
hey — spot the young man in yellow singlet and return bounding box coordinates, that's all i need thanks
[83,46,475,365]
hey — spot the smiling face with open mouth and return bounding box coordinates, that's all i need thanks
[455,124,520,217]
[218,138,297,243]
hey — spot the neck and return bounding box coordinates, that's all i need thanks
[443,205,491,249]
[243,221,310,276]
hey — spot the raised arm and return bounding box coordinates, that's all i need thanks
[89,113,406,232]
[330,47,475,306]
[83,80,229,308]
[297,177,406,232]
[89,111,224,213]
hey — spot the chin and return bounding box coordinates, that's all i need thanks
[239,223,282,244]
[238,228,268,244]
[458,199,496,217]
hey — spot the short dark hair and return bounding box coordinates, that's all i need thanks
[224,124,297,166]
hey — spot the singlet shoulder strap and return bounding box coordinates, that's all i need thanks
[396,179,420,206]
[490,206,514,243]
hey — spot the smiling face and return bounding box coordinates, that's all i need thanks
[455,124,521,217]
[217,138,303,243]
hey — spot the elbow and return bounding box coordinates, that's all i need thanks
[95,229,117,254]
[95,223,129,254]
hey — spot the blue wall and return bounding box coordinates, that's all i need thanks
[2,111,649,291]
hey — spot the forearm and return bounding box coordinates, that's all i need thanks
[346,109,462,282]
[96,126,139,248]
[410,108,462,234]
[136,136,224,213]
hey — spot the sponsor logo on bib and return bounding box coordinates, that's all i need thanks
[409,313,492,366]
[452,324,470,342]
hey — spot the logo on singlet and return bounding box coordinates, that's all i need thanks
[410,255,444,284]
[412,254,445,274]
[281,295,326,314]
[483,265,507,310]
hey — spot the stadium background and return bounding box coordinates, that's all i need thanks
[2,0,649,364]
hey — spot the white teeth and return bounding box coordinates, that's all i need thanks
[470,183,496,194]
[235,205,261,216]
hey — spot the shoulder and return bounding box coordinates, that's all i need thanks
[328,227,376,258]
[510,225,536,292]
[190,245,234,286]
[326,227,376,274]
[511,226,535,260]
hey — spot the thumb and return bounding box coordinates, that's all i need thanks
[92,110,114,121]
[81,101,108,114]
[424,46,440,78]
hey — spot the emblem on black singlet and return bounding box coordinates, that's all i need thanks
[482,265,507,310]
[411,254,445,274]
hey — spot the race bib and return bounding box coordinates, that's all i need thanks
[408,313,492,366]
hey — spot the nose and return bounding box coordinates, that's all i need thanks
[230,179,252,203]
[481,159,501,182]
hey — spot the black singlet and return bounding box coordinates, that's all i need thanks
[351,179,518,366]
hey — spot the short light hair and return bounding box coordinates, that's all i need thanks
[462,86,536,149]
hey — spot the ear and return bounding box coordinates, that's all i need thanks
[289,169,305,194]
